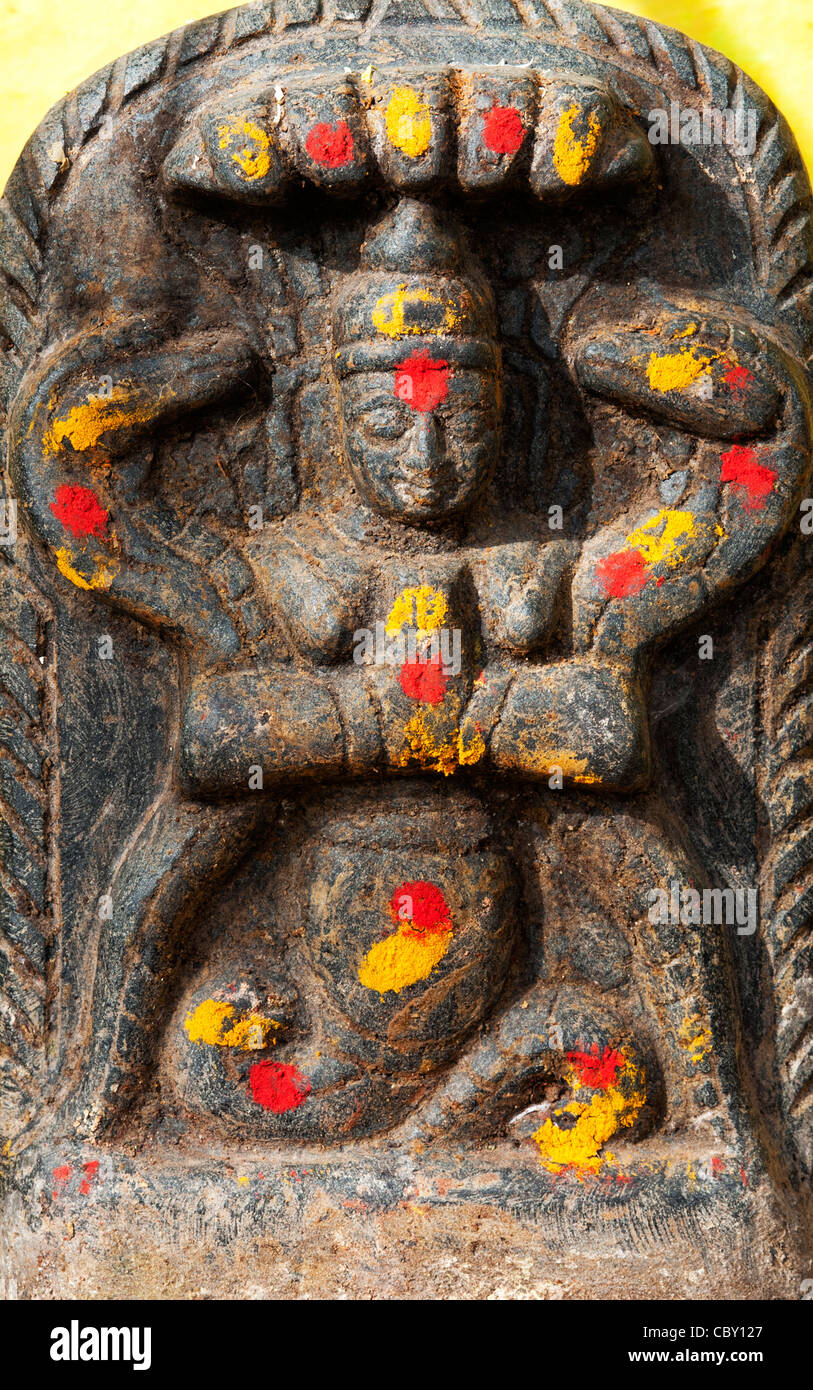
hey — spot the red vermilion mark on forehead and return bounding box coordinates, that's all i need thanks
[305,120,354,168]
[720,444,776,510]
[390,880,452,937]
[399,653,449,704]
[722,361,753,393]
[567,1044,625,1091]
[482,105,526,155]
[595,548,648,598]
[249,1061,311,1113]
[50,483,109,539]
[394,351,450,413]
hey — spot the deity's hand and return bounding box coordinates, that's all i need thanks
[9,323,259,662]
[568,297,812,658]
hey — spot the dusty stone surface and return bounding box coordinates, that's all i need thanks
[1,0,811,1299]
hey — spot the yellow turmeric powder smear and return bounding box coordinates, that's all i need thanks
[385,583,448,637]
[217,118,272,181]
[679,1013,713,1064]
[372,287,460,339]
[535,748,600,785]
[553,103,602,185]
[625,508,698,568]
[54,545,117,591]
[534,1052,645,1176]
[185,998,279,1051]
[44,386,166,455]
[399,710,485,775]
[359,924,452,993]
[385,87,432,157]
[645,349,713,393]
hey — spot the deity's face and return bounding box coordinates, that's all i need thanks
[339,355,500,525]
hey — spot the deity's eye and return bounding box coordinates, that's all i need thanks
[448,406,491,442]
[359,404,409,440]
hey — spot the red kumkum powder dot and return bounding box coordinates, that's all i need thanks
[305,120,354,168]
[79,1159,99,1195]
[399,653,448,704]
[720,444,776,511]
[722,362,753,393]
[390,880,451,938]
[249,1061,311,1113]
[482,105,526,155]
[50,483,109,539]
[394,351,450,413]
[567,1044,625,1091]
[595,548,648,598]
[52,1164,72,1198]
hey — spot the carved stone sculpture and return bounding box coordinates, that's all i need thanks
[1,0,811,1299]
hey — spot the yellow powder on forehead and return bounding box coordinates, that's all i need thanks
[44,387,166,455]
[358,925,452,993]
[372,286,461,339]
[385,87,432,157]
[553,102,602,186]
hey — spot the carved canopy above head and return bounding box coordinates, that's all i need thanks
[163,66,654,202]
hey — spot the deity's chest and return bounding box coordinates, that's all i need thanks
[245,518,567,666]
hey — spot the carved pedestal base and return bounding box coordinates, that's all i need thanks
[3,1144,806,1300]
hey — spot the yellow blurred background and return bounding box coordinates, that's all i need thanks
[0,0,810,190]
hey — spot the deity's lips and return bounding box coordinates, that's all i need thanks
[394,351,450,412]
[358,880,453,993]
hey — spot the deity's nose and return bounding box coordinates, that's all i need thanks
[405,412,443,473]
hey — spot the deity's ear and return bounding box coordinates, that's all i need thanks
[161,67,654,206]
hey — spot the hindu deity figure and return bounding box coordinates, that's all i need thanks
[1,6,811,1295]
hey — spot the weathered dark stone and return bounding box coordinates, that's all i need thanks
[1,0,811,1299]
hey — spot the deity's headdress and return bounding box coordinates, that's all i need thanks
[332,198,499,376]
